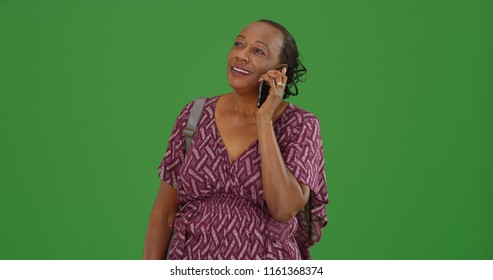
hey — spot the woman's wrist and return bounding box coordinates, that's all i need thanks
[256,112,273,130]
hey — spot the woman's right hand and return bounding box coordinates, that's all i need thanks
[257,66,288,121]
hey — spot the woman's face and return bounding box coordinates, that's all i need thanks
[227,22,284,93]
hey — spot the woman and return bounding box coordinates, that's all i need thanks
[144,19,328,260]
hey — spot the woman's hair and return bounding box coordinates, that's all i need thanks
[258,19,307,99]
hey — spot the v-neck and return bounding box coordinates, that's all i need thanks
[211,95,290,165]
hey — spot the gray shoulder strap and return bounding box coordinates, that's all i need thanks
[183,97,207,152]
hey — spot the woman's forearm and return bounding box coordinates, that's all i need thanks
[257,115,309,222]
[143,214,173,260]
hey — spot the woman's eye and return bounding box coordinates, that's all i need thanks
[255,48,265,55]
[234,41,243,47]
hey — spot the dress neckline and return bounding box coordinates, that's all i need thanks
[210,95,291,165]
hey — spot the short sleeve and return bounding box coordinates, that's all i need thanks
[156,102,193,188]
[283,117,329,259]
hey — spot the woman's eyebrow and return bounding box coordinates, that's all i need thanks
[236,35,270,51]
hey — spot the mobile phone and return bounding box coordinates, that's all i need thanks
[257,80,270,108]
[257,66,286,108]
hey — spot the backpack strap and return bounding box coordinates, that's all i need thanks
[183,97,207,152]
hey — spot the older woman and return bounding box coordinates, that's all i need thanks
[144,19,328,260]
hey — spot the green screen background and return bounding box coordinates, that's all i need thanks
[1,0,492,260]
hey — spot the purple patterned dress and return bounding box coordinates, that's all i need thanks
[157,96,328,260]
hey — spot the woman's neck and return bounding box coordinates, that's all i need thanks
[229,90,258,117]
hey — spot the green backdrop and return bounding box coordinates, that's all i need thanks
[0,0,491,260]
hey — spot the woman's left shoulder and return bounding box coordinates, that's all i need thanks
[283,102,321,127]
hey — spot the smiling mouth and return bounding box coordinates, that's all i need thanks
[231,66,252,75]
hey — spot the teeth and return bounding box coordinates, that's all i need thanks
[232,67,251,75]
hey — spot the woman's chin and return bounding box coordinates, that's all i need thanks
[228,78,257,92]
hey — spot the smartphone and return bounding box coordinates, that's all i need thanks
[257,66,286,108]
[257,80,270,108]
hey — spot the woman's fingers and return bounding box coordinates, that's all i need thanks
[258,72,281,82]
[256,66,289,114]
[265,73,280,86]
[266,72,286,86]
[266,75,277,91]
[258,67,288,98]
[258,66,288,83]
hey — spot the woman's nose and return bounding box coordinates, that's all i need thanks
[235,49,249,63]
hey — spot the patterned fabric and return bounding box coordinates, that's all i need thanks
[157,96,328,259]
